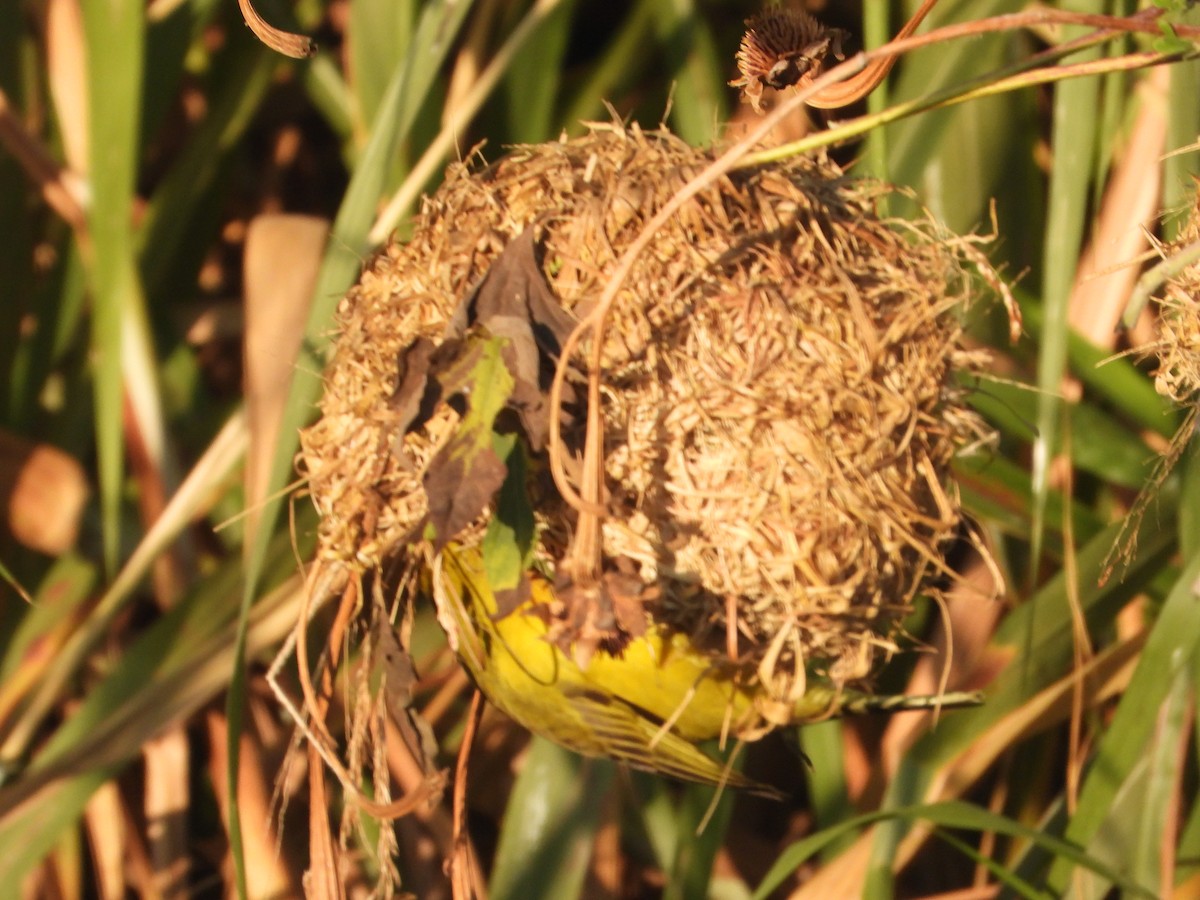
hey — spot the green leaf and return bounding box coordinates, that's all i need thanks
[664,774,738,900]
[650,0,726,145]
[755,800,1158,900]
[490,738,614,900]
[0,523,308,885]
[1045,551,1200,893]
[1031,0,1108,591]
[424,335,517,545]
[81,0,147,572]
[481,432,536,596]
[504,0,575,142]
[1153,20,1192,55]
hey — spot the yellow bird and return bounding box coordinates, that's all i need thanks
[429,543,979,795]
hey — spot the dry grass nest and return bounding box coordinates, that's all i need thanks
[1153,191,1200,412]
[299,121,1000,712]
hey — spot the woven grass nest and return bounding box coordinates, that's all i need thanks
[299,122,997,725]
[1153,194,1200,412]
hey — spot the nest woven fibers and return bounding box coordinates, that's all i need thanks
[299,121,998,724]
[1153,193,1200,412]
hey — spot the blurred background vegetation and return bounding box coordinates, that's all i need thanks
[1,0,1199,896]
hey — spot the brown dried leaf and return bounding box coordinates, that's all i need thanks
[235,0,316,58]
[548,567,650,668]
[419,228,578,546]
[422,337,514,548]
[424,444,507,551]
[491,572,532,620]
[446,226,578,449]
[388,337,440,464]
[373,613,440,776]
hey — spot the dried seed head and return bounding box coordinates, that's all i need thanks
[730,9,847,113]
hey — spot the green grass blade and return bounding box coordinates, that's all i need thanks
[0,556,304,886]
[253,0,478,571]
[887,0,1027,233]
[1177,644,1200,887]
[859,0,892,181]
[347,0,416,139]
[80,0,147,572]
[1031,0,1107,587]
[7,243,88,431]
[1124,659,1190,896]
[650,0,726,145]
[1162,6,1200,238]
[490,737,613,900]
[634,774,684,870]
[755,800,1157,900]
[1045,550,1200,892]
[303,52,355,148]
[800,720,856,860]
[933,827,1046,899]
[663,774,737,900]
[367,0,567,244]
[916,519,1174,768]
[0,411,246,764]
[504,0,575,142]
[1017,296,1179,438]
[968,375,1157,489]
[1179,438,1200,558]
[0,556,95,688]
[850,513,1175,890]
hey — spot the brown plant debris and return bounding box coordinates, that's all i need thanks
[730,9,848,113]
[300,121,998,722]
[1152,196,1200,412]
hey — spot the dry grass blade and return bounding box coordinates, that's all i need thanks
[206,711,299,898]
[306,739,345,899]
[83,780,127,900]
[235,0,315,58]
[46,0,88,175]
[244,214,328,536]
[0,88,87,232]
[450,691,486,900]
[143,728,191,897]
[1068,69,1168,350]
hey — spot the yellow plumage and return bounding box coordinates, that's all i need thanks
[429,543,979,795]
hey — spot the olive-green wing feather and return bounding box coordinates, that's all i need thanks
[569,686,781,798]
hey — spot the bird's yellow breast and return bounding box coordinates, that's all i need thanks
[436,546,756,740]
